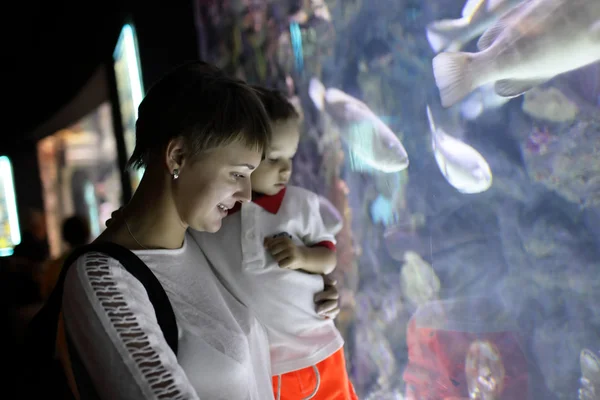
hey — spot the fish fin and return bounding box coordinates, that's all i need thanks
[432,52,475,108]
[477,19,507,50]
[308,77,326,111]
[494,78,546,97]
[436,154,449,178]
[425,105,437,134]
[461,0,485,19]
[426,19,469,53]
[348,149,374,173]
[590,20,600,39]
[477,1,528,50]
[486,0,511,11]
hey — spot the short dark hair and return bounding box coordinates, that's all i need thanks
[251,85,299,124]
[62,216,90,247]
[128,61,272,170]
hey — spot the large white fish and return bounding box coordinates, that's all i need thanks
[426,105,493,194]
[432,0,600,108]
[308,77,409,173]
[460,83,512,120]
[426,0,524,53]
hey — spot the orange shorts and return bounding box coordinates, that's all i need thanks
[272,348,358,399]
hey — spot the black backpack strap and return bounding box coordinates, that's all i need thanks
[40,241,178,356]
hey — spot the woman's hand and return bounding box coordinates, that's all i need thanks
[314,275,340,320]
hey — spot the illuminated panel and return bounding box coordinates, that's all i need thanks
[113,23,145,190]
[0,156,21,256]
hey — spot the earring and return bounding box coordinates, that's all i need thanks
[172,168,180,180]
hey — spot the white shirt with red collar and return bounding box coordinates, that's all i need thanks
[189,185,344,375]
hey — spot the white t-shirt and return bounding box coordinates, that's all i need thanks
[191,186,344,375]
[62,233,274,400]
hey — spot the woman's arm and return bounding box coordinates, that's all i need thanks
[62,252,199,400]
[314,274,340,320]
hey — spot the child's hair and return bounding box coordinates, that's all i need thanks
[251,85,299,124]
[128,61,272,170]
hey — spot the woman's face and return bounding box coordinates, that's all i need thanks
[173,140,262,233]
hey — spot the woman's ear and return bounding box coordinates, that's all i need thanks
[164,137,187,174]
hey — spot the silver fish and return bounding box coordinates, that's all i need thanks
[426,0,524,53]
[308,77,409,173]
[426,105,493,194]
[433,0,600,107]
[579,348,600,400]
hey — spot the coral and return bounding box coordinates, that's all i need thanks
[400,251,441,307]
[522,87,579,123]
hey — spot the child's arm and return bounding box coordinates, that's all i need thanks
[264,237,337,274]
[298,245,336,275]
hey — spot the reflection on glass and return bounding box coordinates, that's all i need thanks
[37,102,122,258]
[83,179,100,238]
[113,22,145,191]
[0,156,21,256]
[194,0,600,398]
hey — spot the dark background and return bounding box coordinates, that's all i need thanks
[4,0,200,215]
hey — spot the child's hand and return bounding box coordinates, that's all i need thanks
[264,236,306,270]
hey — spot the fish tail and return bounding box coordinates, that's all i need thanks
[426,19,469,53]
[433,52,477,108]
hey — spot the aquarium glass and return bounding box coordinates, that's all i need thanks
[194,0,600,398]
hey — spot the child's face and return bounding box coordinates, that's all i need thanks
[251,118,300,195]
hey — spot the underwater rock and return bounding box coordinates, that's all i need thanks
[400,251,441,307]
[465,340,506,400]
[353,320,398,393]
[566,62,600,108]
[532,319,600,400]
[522,87,579,123]
[523,119,600,208]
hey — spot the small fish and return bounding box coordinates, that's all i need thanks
[432,0,600,107]
[579,348,600,400]
[317,195,344,236]
[465,340,506,400]
[460,83,512,120]
[426,0,524,53]
[308,77,409,173]
[426,105,493,194]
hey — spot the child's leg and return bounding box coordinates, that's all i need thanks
[313,348,358,399]
[272,367,318,400]
[271,348,358,400]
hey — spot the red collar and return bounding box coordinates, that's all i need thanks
[229,187,287,214]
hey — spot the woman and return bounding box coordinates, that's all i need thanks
[61,61,339,400]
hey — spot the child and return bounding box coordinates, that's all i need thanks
[191,86,357,399]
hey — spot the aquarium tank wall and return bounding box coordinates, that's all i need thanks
[193,0,600,399]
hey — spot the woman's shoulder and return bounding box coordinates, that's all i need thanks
[63,250,149,305]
